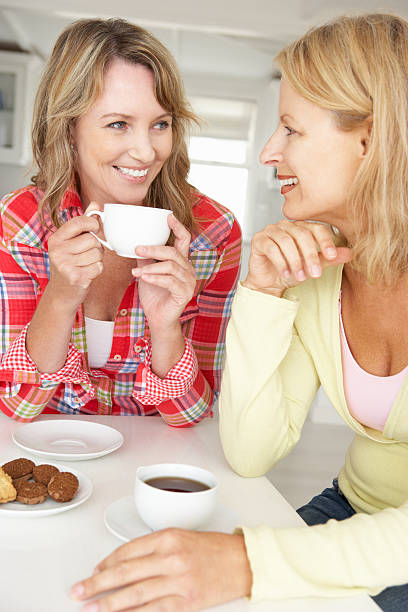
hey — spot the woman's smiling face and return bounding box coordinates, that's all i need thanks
[260,78,367,231]
[71,58,173,209]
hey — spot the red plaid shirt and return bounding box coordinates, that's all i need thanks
[0,186,241,425]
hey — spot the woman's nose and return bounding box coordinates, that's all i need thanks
[128,130,155,164]
[259,132,283,166]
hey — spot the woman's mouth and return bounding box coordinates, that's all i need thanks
[114,166,149,183]
[279,176,299,195]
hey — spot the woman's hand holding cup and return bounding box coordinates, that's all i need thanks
[47,202,104,310]
[243,220,353,298]
[132,213,196,334]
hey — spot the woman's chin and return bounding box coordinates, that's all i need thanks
[281,205,303,222]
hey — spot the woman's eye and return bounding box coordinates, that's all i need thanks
[108,121,127,130]
[153,120,171,130]
[284,126,296,136]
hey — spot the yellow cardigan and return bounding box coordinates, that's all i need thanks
[219,265,408,601]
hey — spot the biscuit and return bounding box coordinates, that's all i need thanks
[15,480,47,505]
[2,458,35,482]
[48,472,79,503]
[0,467,16,503]
[33,464,59,486]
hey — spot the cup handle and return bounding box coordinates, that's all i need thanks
[85,210,113,251]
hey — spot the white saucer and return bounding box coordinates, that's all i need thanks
[0,457,92,517]
[13,419,124,461]
[104,495,240,542]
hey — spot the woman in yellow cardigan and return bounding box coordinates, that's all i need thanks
[72,13,408,612]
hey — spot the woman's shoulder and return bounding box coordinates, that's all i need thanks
[190,190,241,250]
[0,185,44,244]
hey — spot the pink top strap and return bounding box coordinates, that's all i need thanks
[339,294,408,432]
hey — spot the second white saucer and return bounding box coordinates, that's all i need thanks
[104,495,240,542]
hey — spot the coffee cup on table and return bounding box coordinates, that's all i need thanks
[85,203,172,258]
[134,463,218,531]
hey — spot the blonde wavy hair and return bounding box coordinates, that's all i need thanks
[32,18,199,232]
[276,13,408,284]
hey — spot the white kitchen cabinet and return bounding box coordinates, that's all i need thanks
[0,50,42,165]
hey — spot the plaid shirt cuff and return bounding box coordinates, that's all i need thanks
[133,337,198,405]
[0,324,91,385]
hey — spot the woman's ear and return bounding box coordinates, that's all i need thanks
[360,116,372,157]
[69,121,77,150]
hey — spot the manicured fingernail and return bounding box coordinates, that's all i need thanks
[311,265,321,277]
[326,248,336,259]
[70,583,84,600]
[137,246,146,253]
[297,270,306,281]
[283,270,291,279]
[83,604,99,612]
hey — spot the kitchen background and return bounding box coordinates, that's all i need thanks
[0,0,406,506]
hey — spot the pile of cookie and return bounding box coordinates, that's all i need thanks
[0,458,79,505]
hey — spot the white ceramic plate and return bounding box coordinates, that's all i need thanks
[104,495,240,542]
[0,457,92,517]
[12,419,124,461]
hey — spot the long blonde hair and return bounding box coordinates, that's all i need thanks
[276,13,408,284]
[32,18,199,231]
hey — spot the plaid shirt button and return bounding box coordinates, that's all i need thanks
[113,354,121,361]
[134,345,143,353]
[119,309,128,316]
[74,397,81,404]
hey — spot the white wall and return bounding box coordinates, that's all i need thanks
[0,162,30,194]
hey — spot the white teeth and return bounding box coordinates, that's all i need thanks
[280,177,298,187]
[117,166,148,177]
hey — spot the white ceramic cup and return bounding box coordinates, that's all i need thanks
[134,463,218,531]
[85,203,172,258]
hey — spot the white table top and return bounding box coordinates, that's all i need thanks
[0,414,378,611]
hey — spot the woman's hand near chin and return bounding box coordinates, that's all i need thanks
[244,220,353,298]
[70,529,252,612]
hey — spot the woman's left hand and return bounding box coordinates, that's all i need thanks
[70,528,252,611]
[132,214,195,333]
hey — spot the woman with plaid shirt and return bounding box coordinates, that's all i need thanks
[0,18,241,425]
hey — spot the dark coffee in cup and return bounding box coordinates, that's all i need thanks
[135,463,218,529]
[144,476,210,493]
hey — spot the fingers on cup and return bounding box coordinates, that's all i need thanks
[66,215,101,239]
[140,273,189,297]
[135,245,190,271]
[75,248,104,268]
[137,260,193,282]
[68,233,101,255]
[170,216,191,258]
[79,261,103,287]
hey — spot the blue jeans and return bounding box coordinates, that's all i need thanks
[296,480,408,611]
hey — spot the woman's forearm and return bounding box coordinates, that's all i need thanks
[150,322,185,378]
[25,284,79,373]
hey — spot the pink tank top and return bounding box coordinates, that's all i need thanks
[339,295,408,432]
